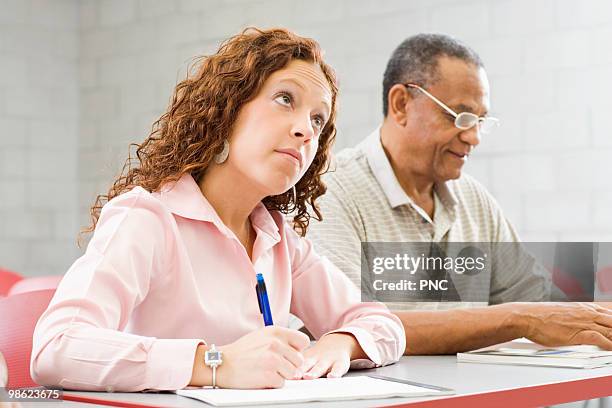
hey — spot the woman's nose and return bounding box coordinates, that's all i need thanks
[291,115,315,142]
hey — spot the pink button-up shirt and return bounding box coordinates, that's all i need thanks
[30,174,405,391]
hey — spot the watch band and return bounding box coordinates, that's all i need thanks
[206,344,221,389]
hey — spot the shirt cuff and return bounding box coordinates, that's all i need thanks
[324,326,382,367]
[145,338,204,390]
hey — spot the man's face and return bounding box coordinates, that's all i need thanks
[403,56,490,182]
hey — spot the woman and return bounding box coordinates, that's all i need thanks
[31,27,405,391]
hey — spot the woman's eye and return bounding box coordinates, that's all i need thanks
[275,93,292,106]
[312,116,324,130]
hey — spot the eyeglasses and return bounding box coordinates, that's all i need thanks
[404,83,500,135]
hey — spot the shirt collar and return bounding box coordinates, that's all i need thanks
[363,127,458,211]
[154,173,280,241]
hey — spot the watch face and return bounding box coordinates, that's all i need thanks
[206,350,221,365]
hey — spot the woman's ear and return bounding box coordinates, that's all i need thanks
[387,84,412,127]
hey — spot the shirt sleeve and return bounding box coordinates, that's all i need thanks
[286,223,405,368]
[30,191,203,392]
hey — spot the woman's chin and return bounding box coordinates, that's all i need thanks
[261,180,295,198]
[267,186,293,198]
[238,170,294,198]
[264,174,298,195]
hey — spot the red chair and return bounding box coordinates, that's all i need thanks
[0,268,22,297]
[8,275,63,296]
[551,266,590,300]
[0,289,55,388]
[597,266,612,293]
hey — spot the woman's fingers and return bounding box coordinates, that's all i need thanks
[272,339,304,371]
[270,327,311,352]
[303,358,332,379]
[299,357,317,374]
[265,340,304,379]
[327,357,350,378]
[274,354,301,380]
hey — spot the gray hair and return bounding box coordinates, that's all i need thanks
[382,33,483,116]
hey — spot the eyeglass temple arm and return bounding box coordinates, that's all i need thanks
[405,84,459,118]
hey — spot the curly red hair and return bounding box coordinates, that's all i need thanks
[83,27,338,240]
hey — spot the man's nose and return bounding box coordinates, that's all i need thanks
[459,124,481,147]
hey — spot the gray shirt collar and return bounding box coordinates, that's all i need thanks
[362,127,458,214]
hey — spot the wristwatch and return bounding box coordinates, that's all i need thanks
[204,344,223,388]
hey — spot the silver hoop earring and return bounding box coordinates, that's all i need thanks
[291,186,297,204]
[214,140,229,164]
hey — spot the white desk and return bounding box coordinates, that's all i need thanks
[58,355,612,407]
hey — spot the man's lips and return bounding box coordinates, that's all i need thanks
[275,148,303,166]
[448,151,469,159]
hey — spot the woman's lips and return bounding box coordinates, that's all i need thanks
[275,148,302,167]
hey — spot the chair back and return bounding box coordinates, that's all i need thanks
[0,268,22,297]
[8,275,63,296]
[0,289,55,388]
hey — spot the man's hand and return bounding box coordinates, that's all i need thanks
[517,302,612,349]
[393,302,612,355]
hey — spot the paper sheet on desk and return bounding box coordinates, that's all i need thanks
[176,376,452,406]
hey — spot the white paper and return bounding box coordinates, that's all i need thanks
[176,376,450,406]
[458,339,612,368]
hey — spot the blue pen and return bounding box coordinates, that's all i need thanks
[255,273,274,326]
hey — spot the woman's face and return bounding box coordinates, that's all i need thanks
[227,59,333,196]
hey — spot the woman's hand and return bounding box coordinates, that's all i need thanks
[211,327,310,389]
[300,333,367,379]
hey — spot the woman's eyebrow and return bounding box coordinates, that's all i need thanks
[277,78,331,115]
[277,78,306,91]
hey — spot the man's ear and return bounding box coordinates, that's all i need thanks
[387,84,412,126]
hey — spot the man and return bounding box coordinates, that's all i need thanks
[307,33,612,354]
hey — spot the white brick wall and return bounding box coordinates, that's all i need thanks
[0,0,79,277]
[3,0,612,277]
